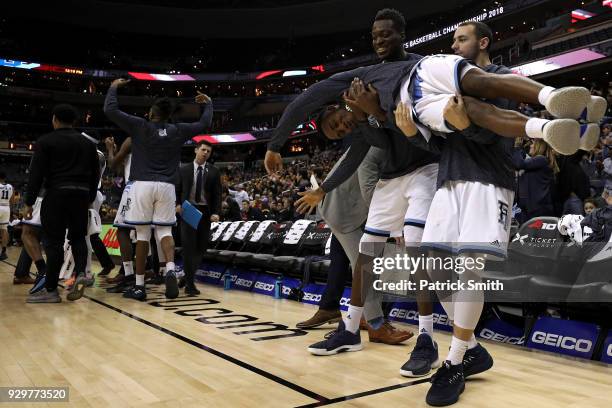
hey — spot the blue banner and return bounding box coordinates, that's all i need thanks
[232,268,258,291]
[527,317,600,359]
[477,318,525,345]
[388,302,452,332]
[301,283,326,305]
[281,277,302,299]
[600,330,612,364]
[339,288,351,311]
[195,262,225,285]
[252,274,278,296]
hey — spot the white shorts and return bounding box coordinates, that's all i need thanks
[93,191,104,214]
[364,163,438,244]
[21,197,43,227]
[421,181,514,258]
[113,182,134,229]
[400,54,477,135]
[0,206,9,227]
[87,209,102,236]
[125,181,176,226]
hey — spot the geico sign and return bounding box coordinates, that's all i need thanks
[389,308,452,326]
[480,328,524,344]
[303,293,322,302]
[282,286,291,295]
[254,282,274,292]
[235,278,253,287]
[339,297,351,307]
[206,271,222,279]
[607,343,612,357]
[531,331,592,352]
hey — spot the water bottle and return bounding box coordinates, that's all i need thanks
[274,275,283,299]
[223,272,232,290]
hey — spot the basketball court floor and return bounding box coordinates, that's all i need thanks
[1,247,611,407]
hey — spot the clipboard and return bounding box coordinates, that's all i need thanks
[181,200,203,229]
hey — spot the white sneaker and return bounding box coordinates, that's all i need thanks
[544,87,590,119]
[582,95,607,123]
[579,123,600,152]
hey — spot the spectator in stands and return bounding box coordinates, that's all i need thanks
[603,154,612,193]
[584,198,599,216]
[228,184,250,205]
[241,199,263,221]
[222,190,241,221]
[555,150,592,216]
[513,139,557,223]
[277,197,294,222]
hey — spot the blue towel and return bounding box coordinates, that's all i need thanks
[182,200,203,229]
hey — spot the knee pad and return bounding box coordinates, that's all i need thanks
[359,233,388,257]
[154,226,173,242]
[135,225,152,242]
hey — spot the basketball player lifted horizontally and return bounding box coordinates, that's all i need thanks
[104,78,213,301]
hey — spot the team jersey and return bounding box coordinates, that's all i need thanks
[0,183,13,206]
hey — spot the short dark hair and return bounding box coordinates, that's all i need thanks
[196,140,213,149]
[374,8,406,34]
[52,104,79,125]
[242,200,250,204]
[458,21,493,51]
[150,97,174,121]
[584,198,599,208]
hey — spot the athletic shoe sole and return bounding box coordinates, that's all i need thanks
[296,317,342,329]
[543,119,580,156]
[579,123,600,152]
[545,87,590,119]
[307,343,363,356]
[583,95,607,123]
[165,273,179,299]
[399,357,441,378]
[26,296,62,304]
[66,277,86,301]
[426,382,465,407]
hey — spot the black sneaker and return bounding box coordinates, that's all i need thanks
[400,333,441,377]
[463,344,493,378]
[307,321,363,356]
[123,285,147,301]
[145,274,164,285]
[185,285,200,296]
[165,271,179,299]
[106,274,135,293]
[426,361,465,407]
[0,252,7,261]
[97,266,114,276]
[178,276,186,289]
[29,272,47,294]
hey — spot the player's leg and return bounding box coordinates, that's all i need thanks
[0,225,8,260]
[152,182,179,299]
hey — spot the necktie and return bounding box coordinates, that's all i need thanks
[195,166,203,203]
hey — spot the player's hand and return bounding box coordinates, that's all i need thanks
[210,214,220,222]
[394,102,417,137]
[23,205,33,220]
[110,78,130,88]
[344,78,386,121]
[295,188,325,214]
[443,94,470,131]
[342,90,367,121]
[176,205,183,215]
[195,91,211,104]
[264,150,283,175]
[104,136,117,153]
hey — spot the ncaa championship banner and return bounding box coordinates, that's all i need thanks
[100,224,121,257]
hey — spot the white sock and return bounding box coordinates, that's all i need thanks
[166,261,176,273]
[135,274,145,286]
[538,86,555,106]
[343,305,364,334]
[468,334,478,350]
[123,261,134,277]
[160,266,166,277]
[525,118,549,139]
[446,336,469,365]
[419,314,434,338]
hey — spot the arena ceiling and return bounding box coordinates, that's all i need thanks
[8,0,484,39]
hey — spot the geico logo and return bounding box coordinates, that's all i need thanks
[606,343,612,357]
[208,271,222,279]
[303,293,322,302]
[531,331,592,352]
[235,278,253,287]
[282,286,291,295]
[339,297,351,306]
[388,308,418,320]
[254,282,275,291]
[480,328,524,344]
[433,313,451,326]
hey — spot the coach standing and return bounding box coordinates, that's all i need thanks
[176,140,221,295]
[25,104,99,303]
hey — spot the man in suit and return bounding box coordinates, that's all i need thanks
[176,140,221,295]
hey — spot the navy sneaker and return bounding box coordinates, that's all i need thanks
[400,333,441,377]
[426,361,465,407]
[165,271,179,299]
[0,252,7,261]
[307,321,363,356]
[106,274,135,293]
[29,272,47,294]
[463,343,493,378]
[123,285,147,301]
